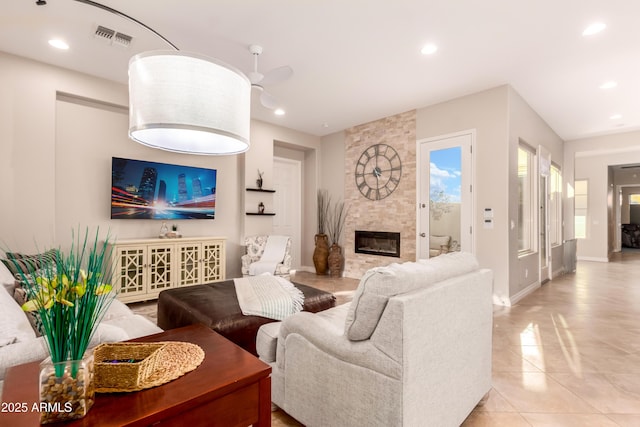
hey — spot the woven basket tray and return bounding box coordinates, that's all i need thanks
[93,341,204,393]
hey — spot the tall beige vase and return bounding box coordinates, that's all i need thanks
[328,243,344,278]
[313,234,329,275]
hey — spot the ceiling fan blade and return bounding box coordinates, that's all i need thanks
[260,90,280,109]
[260,65,293,86]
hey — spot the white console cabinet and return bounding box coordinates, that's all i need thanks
[109,237,226,303]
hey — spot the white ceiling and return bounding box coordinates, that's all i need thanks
[1,0,639,140]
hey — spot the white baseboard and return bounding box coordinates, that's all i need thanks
[492,294,511,307]
[577,256,609,263]
[509,281,541,306]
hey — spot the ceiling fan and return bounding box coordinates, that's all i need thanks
[248,44,293,110]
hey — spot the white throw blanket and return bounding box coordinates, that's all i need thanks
[234,274,304,321]
[249,235,289,276]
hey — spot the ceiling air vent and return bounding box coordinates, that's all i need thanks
[113,32,132,48]
[94,25,115,42]
[94,25,133,48]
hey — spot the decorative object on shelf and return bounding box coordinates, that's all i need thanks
[6,227,115,423]
[313,189,330,275]
[160,223,181,238]
[327,198,347,278]
[354,143,402,200]
[258,202,265,214]
[93,341,204,393]
[256,169,264,189]
[159,222,169,237]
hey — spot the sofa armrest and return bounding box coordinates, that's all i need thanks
[0,338,49,381]
[279,312,401,379]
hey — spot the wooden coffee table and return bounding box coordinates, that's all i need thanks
[0,324,271,426]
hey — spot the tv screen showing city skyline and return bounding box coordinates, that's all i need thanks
[111,157,217,220]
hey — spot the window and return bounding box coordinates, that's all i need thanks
[518,144,536,254]
[574,179,588,239]
[550,165,562,246]
[630,194,640,204]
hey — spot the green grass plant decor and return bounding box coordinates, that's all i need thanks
[8,227,116,376]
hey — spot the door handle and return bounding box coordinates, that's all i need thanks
[420,233,426,237]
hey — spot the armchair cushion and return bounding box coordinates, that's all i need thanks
[344,252,479,341]
[241,235,292,277]
[429,235,451,250]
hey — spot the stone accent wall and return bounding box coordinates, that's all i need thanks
[344,110,417,278]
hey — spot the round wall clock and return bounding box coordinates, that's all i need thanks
[354,143,402,200]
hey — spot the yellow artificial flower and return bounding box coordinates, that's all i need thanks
[95,284,113,295]
[73,283,86,297]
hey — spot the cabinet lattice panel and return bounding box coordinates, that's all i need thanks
[179,244,201,286]
[202,243,224,282]
[117,248,145,296]
[148,246,173,291]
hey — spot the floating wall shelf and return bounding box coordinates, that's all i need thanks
[246,188,276,193]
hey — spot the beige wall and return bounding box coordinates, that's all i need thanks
[321,86,563,305]
[0,51,320,277]
[565,131,640,260]
[507,87,564,300]
[417,86,511,304]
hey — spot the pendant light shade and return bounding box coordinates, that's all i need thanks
[128,51,251,155]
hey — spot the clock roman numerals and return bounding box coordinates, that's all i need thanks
[354,143,402,201]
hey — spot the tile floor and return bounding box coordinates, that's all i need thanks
[131,253,640,426]
[274,252,640,426]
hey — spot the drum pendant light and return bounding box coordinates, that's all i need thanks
[128,51,251,155]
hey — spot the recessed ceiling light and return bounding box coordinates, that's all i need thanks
[48,39,69,50]
[274,108,285,116]
[420,43,438,55]
[582,22,606,36]
[610,114,622,120]
[599,81,617,89]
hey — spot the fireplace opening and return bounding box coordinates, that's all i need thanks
[354,231,400,257]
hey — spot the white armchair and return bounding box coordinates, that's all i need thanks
[241,235,292,279]
[429,234,451,257]
[259,253,493,426]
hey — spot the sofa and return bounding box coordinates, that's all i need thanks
[621,224,640,248]
[0,261,162,400]
[257,252,493,427]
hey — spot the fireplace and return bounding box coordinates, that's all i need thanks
[354,231,400,257]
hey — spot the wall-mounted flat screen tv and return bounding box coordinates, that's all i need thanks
[111,157,217,220]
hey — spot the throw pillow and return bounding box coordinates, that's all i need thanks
[13,286,43,336]
[3,249,59,277]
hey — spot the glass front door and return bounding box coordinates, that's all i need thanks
[419,133,472,259]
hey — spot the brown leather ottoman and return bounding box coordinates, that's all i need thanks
[157,280,336,355]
